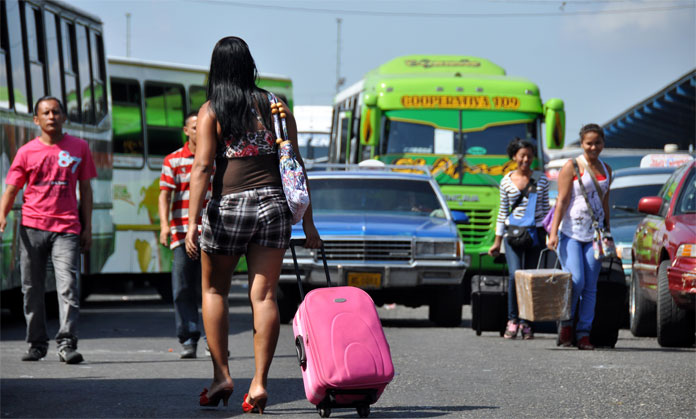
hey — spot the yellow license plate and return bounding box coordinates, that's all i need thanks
[347,272,382,289]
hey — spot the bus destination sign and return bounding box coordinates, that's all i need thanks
[401,95,520,110]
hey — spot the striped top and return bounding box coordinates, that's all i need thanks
[495,171,551,236]
[160,142,212,249]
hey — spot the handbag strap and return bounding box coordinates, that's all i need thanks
[509,172,539,214]
[571,158,599,227]
[577,156,607,203]
[267,93,289,144]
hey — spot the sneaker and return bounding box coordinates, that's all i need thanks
[180,344,197,359]
[520,323,534,340]
[58,347,84,364]
[577,336,595,350]
[204,344,229,358]
[503,320,519,339]
[557,325,573,347]
[21,346,47,362]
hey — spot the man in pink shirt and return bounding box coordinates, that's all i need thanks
[0,97,96,364]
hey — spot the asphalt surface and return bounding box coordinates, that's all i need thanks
[1,282,695,418]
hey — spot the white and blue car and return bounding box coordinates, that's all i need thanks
[278,167,470,326]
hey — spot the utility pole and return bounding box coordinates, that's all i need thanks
[126,12,131,57]
[336,18,345,94]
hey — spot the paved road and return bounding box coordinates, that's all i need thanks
[1,282,694,418]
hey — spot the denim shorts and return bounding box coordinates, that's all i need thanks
[200,186,291,255]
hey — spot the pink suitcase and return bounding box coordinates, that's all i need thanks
[289,240,394,418]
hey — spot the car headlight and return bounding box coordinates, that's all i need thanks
[616,245,632,261]
[415,240,458,258]
[676,244,696,258]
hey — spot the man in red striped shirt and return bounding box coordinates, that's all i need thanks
[159,111,210,359]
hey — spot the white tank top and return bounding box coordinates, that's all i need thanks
[560,159,610,242]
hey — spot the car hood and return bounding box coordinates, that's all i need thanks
[611,216,644,244]
[293,213,459,239]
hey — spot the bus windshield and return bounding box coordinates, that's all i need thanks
[382,117,534,156]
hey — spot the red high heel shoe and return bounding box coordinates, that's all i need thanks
[199,386,234,407]
[242,393,267,414]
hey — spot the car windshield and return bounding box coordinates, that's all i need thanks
[308,178,445,217]
[610,184,664,218]
[675,169,696,215]
[382,118,534,156]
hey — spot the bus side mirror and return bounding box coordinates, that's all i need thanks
[360,105,379,146]
[544,98,565,150]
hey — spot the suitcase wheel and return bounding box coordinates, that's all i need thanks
[295,336,307,369]
[357,404,370,418]
[317,406,331,418]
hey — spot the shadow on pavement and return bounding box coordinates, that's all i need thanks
[1,377,308,418]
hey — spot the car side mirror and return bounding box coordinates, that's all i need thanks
[451,210,469,224]
[638,196,663,215]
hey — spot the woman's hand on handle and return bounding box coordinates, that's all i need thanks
[547,232,558,250]
[302,222,321,249]
[488,243,501,258]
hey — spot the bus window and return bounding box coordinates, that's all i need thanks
[111,78,144,165]
[6,0,28,113]
[189,85,205,112]
[0,1,10,109]
[145,82,185,165]
[338,115,350,163]
[61,19,80,122]
[24,4,46,112]
[44,11,62,101]
[76,24,93,124]
[90,31,107,121]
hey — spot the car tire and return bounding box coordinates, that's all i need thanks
[629,270,656,337]
[278,283,299,324]
[657,260,695,347]
[429,284,463,327]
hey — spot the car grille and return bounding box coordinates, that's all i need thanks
[456,207,495,247]
[322,240,412,261]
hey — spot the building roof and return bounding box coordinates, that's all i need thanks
[572,69,695,150]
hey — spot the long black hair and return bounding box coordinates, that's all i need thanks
[206,36,271,139]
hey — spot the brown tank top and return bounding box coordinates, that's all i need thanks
[212,128,281,196]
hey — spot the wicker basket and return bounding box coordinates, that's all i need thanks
[515,269,572,321]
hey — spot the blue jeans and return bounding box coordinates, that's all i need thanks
[558,233,601,339]
[172,246,202,345]
[19,226,80,350]
[504,227,546,322]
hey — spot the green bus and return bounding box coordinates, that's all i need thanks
[330,55,566,301]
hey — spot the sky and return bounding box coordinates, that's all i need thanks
[68,0,695,143]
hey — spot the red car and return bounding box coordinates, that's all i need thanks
[630,160,696,347]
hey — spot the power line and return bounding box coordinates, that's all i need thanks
[193,0,694,18]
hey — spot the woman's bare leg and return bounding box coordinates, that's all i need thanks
[245,243,286,399]
[201,251,240,392]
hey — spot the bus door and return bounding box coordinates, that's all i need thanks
[334,110,352,164]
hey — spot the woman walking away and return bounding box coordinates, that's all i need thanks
[489,138,550,340]
[185,36,321,412]
[547,124,613,350]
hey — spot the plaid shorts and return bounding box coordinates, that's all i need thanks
[200,186,292,255]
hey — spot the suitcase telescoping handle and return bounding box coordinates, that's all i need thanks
[289,238,331,301]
